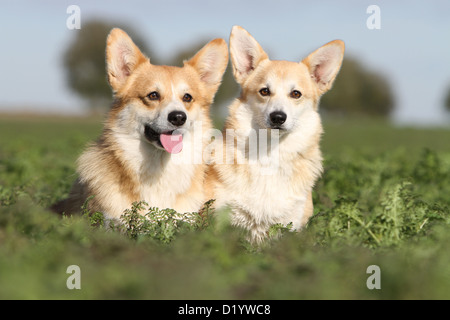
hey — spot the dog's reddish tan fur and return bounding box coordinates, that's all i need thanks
[209,26,344,243]
[52,29,228,220]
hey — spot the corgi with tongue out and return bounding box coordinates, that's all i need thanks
[51,28,228,222]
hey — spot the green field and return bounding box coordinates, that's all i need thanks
[0,114,449,299]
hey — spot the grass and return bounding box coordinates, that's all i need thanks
[0,114,449,299]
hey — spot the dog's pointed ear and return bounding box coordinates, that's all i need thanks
[229,26,269,84]
[185,38,229,92]
[106,28,148,93]
[302,40,345,94]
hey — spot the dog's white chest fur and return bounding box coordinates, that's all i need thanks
[230,160,309,228]
[114,132,202,213]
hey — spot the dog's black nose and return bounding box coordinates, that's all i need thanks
[269,111,287,126]
[168,111,187,127]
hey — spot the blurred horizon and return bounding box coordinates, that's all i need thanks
[1,0,450,127]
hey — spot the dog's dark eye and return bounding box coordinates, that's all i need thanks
[290,90,302,99]
[182,93,193,103]
[147,91,160,101]
[259,88,270,97]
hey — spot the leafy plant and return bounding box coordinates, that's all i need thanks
[267,222,294,240]
[118,200,214,244]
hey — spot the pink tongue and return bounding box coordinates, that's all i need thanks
[160,133,183,154]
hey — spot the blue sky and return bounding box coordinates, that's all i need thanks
[0,0,449,126]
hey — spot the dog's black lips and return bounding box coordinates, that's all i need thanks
[144,124,176,147]
[144,124,162,146]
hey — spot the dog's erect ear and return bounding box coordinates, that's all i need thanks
[229,26,269,84]
[302,40,345,94]
[106,28,148,93]
[185,38,229,93]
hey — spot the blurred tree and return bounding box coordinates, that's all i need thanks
[63,20,153,113]
[445,86,450,112]
[320,58,394,117]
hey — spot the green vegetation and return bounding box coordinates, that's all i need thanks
[445,86,450,113]
[0,115,449,299]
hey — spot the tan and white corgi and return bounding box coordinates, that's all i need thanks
[52,28,228,220]
[210,26,344,243]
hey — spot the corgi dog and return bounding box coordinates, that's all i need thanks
[210,26,344,243]
[52,28,228,220]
